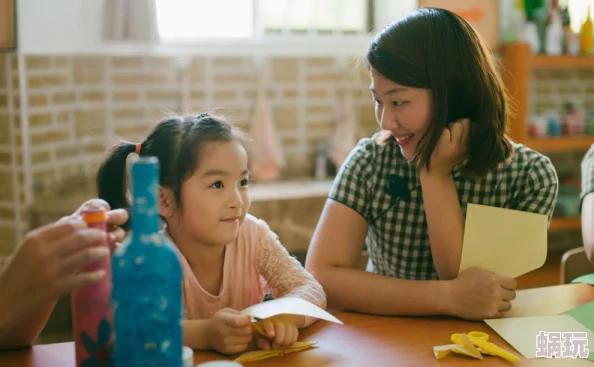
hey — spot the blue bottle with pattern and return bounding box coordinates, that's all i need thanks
[111,157,184,367]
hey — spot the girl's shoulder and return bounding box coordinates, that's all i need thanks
[237,214,276,244]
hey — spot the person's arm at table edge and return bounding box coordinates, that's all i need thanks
[305,199,453,316]
[0,297,58,350]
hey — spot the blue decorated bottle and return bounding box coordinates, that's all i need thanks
[111,156,184,367]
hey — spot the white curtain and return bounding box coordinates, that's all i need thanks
[103,0,159,42]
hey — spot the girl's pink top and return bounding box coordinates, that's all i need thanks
[173,214,327,328]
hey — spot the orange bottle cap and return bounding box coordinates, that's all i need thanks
[81,206,107,224]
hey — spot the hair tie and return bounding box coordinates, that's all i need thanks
[135,143,141,155]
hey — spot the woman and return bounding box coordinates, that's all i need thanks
[305,8,558,321]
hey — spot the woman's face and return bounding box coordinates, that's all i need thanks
[370,68,433,160]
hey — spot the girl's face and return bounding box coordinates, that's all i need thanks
[164,140,251,248]
[370,68,433,160]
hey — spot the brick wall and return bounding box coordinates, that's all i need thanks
[0,53,378,254]
[0,55,21,254]
[22,54,377,181]
[0,52,593,255]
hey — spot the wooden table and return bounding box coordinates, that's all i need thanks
[1,284,593,366]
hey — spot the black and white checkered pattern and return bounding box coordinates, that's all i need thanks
[581,145,594,205]
[329,133,559,281]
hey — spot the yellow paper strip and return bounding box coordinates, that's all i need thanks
[233,341,318,363]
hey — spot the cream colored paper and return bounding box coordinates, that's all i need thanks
[458,203,548,278]
[241,297,343,324]
[485,315,594,359]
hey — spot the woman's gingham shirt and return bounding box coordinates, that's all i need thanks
[329,133,559,281]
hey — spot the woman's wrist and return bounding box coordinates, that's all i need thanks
[419,166,453,180]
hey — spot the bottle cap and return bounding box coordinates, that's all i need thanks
[81,205,107,224]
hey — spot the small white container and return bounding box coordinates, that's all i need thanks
[182,346,194,367]
[196,361,244,367]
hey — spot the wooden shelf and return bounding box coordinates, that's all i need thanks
[523,136,594,152]
[532,55,594,69]
[550,217,581,232]
[502,43,590,234]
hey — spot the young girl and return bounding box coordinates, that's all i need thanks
[96,113,327,355]
[306,8,558,321]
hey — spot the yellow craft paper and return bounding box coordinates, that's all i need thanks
[435,331,521,362]
[234,341,318,363]
[241,297,343,325]
[457,333,483,360]
[485,315,594,359]
[471,337,521,362]
[458,203,548,278]
[433,344,482,360]
[434,333,484,361]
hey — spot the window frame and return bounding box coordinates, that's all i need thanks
[153,0,419,55]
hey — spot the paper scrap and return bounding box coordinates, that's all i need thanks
[572,273,594,285]
[457,333,483,359]
[559,300,594,361]
[485,315,594,359]
[433,344,481,360]
[233,341,317,363]
[458,203,548,278]
[434,332,519,362]
[241,297,343,325]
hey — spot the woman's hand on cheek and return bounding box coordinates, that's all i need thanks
[425,118,470,176]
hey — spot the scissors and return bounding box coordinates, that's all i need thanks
[450,331,520,363]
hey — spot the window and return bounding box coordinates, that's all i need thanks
[567,0,594,33]
[155,0,372,42]
[261,0,369,34]
[155,0,255,40]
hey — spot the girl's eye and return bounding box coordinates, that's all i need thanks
[209,181,223,189]
[393,101,405,107]
[240,179,249,186]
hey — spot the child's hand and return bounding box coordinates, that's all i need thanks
[205,308,253,355]
[254,315,301,350]
[424,118,470,176]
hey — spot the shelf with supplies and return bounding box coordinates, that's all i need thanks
[531,54,594,69]
[522,136,594,152]
[502,42,594,151]
[549,217,581,232]
[502,43,592,236]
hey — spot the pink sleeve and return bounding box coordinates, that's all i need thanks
[256,221,327,328]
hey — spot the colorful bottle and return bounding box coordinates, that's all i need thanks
[71,206,115,367]
[580,6,593,55]
[111,156,184,367]
[546,8,564,55]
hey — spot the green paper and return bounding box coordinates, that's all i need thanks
[559,301,594,361]
[572,273,594,286]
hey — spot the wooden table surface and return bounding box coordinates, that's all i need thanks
[1,283,592,367]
